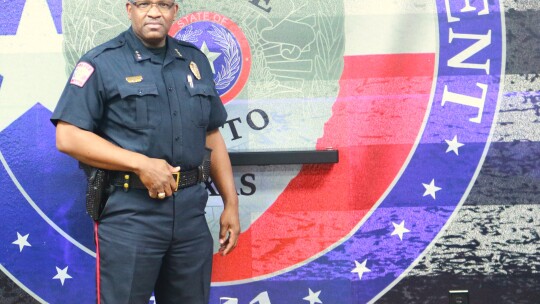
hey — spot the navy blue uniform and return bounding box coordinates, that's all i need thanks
[52,28,227,304]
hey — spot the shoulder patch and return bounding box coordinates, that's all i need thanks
[70,62,94,87]
[174,38,201,52]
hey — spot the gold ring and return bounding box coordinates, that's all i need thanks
[157,192,166,199]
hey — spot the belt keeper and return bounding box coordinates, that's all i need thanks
[123,174,130,192]
[197,165,203,183]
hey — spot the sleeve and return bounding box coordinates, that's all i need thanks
[206,88,228,131]
[50,58,105,132]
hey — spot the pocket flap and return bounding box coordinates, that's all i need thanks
[186,83,216,97]
[118,83,158,99]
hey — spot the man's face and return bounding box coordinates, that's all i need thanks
[126,1,179,48]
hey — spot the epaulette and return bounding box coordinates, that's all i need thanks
[84,32,127,61]
[172,38,204,54]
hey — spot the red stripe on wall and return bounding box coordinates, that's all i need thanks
[212,53,435,282]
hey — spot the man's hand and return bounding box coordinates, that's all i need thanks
[136,158,180,199]
[218,205,240,256]
[206,129,240,255]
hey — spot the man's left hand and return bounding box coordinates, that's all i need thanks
[218,205,240,256]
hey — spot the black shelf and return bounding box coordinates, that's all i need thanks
[229,149,339,166]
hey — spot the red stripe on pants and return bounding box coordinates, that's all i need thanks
[94,221,101,304]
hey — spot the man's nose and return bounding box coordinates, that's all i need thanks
[147,4,162,17]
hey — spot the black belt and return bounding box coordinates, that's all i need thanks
[110,165,209,192]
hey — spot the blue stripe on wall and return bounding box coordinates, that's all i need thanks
[0,0,26,35]
[0,0,62,35]
[47,0,63,34]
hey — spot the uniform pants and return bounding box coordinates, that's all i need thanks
[96,185,213,304]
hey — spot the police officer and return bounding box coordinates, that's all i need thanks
[51,1,240,303]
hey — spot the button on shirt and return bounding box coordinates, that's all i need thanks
[51,28,227,170]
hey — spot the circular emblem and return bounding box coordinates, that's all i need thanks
[169,12,252,104]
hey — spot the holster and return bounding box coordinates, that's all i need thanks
[81,163,111,221]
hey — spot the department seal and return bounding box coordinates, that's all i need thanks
[170,12,252,104]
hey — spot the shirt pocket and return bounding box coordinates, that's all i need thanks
[117,83,161,130]
[186,83,214,128]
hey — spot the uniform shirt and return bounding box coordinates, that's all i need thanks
[52,28,227,170]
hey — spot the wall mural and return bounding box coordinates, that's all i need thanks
[1,0,538,303]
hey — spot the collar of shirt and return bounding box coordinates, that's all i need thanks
[125,27,186,65]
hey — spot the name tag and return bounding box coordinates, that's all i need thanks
[126,75,143,83]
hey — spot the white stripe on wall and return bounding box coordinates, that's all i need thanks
[344,0,437,55]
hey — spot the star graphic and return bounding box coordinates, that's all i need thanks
[303,288,322,304]
[422,179,441,199]
[53,266,72,286]
[351,259,371,280]
[445,135,464,155]
[0,0,66,132]
[12,232,31,252]
[391,220,411,241]
[200,41,221,74]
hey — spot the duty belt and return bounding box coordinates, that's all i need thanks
[110,163,210,192]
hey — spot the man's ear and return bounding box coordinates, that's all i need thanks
[126,2,133,20]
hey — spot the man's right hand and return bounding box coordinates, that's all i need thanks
[136,158,180,199]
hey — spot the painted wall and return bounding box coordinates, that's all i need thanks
[0,0,538,303]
